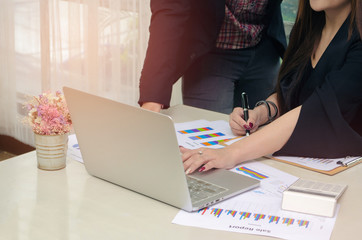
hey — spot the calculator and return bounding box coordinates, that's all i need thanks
[282,179,347,217]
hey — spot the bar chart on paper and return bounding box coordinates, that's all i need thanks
[197,207,311,229]
[173,162,338,240]
[188,132,225,140]
[178,127,214,134]
[177,127,232,147]
[174,193,335,240]
[175,120,238,149]
[235,166,269,180]
[195,204,311,229]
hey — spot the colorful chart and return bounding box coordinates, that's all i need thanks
[200,139,231,146]
[178,127,213,134]
[235,166,269,180]
[269,216,280,224]
[197,208,310,229]
[298,220,310,228]
[282,218,295,226]
[198,208,208,215]
[189,132,225,140]
[226,210,238,217]
[254,214,266,221]
[211,208,223,218]
[239,212,251,220]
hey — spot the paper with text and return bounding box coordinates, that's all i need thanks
[172,161,338,240]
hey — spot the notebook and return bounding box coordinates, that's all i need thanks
[63,86,259,212]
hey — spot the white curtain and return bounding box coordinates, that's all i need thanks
[0,0,151,146]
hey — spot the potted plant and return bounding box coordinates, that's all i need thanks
[23,91,72,170]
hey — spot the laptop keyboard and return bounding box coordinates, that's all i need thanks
[186,176,228,204]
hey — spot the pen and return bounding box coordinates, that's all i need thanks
[241,92,250,136]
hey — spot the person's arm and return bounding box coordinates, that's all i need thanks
[139,0,192,110]
[182,106,301,174]
[183,30,362,173]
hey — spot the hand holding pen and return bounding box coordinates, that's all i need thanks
[241,92,250,136]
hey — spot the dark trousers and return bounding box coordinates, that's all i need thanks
[182,37,280,114]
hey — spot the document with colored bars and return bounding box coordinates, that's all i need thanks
[172,161,339,240]
[175,119,243,149]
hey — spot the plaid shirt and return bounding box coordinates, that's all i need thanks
[216,0,268,49]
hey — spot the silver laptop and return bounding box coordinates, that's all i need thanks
[63,86,259,212]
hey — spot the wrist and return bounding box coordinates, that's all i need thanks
[254,100,278,126]
[227,142,248,166]
[254,104,269,126]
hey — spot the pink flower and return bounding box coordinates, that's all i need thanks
[23,91,72,135]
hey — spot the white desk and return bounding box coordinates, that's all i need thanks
[0,105,361,240]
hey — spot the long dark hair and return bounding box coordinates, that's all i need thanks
[276,0,358,115]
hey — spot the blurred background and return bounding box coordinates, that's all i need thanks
[0,0,297,157]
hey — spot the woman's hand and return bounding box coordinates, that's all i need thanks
[180,146,239,174]
[141,102,162,112]
[229,107,263,136]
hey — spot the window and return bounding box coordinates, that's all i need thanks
[281,0,298,39]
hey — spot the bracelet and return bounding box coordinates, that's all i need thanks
[254,100,278,125]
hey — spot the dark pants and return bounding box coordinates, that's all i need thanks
[182,37,280,114]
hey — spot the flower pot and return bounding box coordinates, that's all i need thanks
[34,133,68,170]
